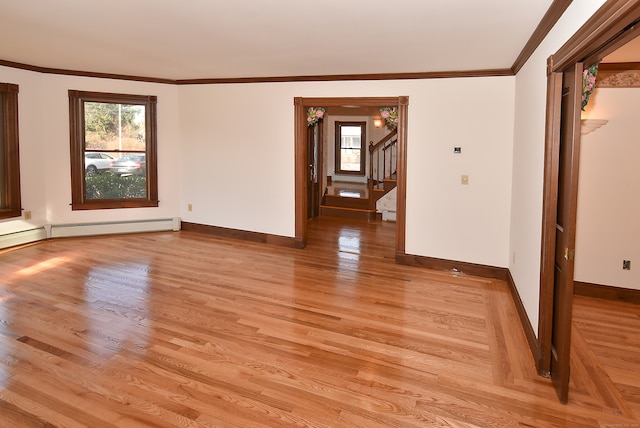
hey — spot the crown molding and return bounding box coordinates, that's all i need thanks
[0,0,570,86]
[511,0,573,74]
[175,69,513,85]
[0,57,513,85]
[0,59,175,85]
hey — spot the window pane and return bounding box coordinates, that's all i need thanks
[340,126,361,149]
[85,152,147,200]
[69,90,157,210]
[340,148,361,171]
[335,121,365,175]
[84,102,146,151]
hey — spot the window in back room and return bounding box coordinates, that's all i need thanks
[335,121,366,175]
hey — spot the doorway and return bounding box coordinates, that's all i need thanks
[539,1,640,403]
[294,96,408,256]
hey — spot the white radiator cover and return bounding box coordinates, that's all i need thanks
[48,218,181,238]
[0,218,180,251]
[0,227,48,250]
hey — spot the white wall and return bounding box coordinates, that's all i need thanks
[179,78,516,267]
[404,77,515,267]
[0,65,47,236]
[510,0,607,333]
[575,87,640,290]
[0,67,516,267]
[0,65,181,235]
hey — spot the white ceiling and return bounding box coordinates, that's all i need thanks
[0,0,555,81]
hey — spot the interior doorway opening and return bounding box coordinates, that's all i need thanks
[294,96,408,258]
[539,2,640,403]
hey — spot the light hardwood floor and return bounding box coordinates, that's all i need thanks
[0,217,638,427]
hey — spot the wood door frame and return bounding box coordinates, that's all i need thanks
[307,123,323,219]
[294,96,408,254]
[538,0,640,376]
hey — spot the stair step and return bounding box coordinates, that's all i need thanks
[323,194,369,210]
[320,205,380,220]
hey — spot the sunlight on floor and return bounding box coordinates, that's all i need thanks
[15,256,70,277]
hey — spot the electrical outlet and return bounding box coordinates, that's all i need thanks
[461,175,469,185]
[24,211,32,220]
[623,260,631,270]
[187,204,193,212]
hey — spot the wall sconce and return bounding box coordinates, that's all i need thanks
[373,117,383,128]
[581,119,608,135]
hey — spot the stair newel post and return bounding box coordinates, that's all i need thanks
[368,141,375,210]
[383,146,387,180]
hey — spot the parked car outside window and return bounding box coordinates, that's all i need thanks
[84,152,115,175]
[110,154,146,176]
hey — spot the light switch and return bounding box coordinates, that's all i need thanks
[461,175,469,185]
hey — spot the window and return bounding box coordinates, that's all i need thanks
[69,90,158,210]
[0,83,21,220]
[335,121,366,175]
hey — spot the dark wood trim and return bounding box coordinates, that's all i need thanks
[181,221,303,249]
[0,57,514,84]
[539,0,640,382]
[176,69,514,85]
[538,70,563,376]
[70,200,160,210]
[550,0,640,73]
[395,97,408,256]
[0,82,22,220]
[395,252,509,281]
[0,59,175,84]
[334,121,366,176]
[599,61,640,70]
[294,98,307,245]
[295,96,406,254]
[598,61,640,81]
[68,90,159,211]
[574,281,640,304]
[511,0,573,73]
[300,97,401,108]
[506,270,543,373]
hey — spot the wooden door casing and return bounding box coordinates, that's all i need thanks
[550,63,583,403]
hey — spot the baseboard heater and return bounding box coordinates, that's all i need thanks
[48,218,180,239]
[0,227,48,250]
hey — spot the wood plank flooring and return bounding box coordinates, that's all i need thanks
[0,217,638,427]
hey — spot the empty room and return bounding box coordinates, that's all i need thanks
[0,1,639,426]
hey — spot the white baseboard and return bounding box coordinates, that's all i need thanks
[49,218,181,238]
[381,211,397,222]
[331,174,367,184]
[0,227,47,250]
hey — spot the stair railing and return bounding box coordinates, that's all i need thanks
[368,129,398,191]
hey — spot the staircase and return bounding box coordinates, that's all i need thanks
[320,129,398,220]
